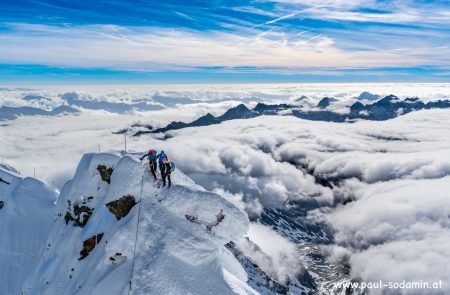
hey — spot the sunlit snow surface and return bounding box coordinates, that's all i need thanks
[14,153,250,295]
[0,166,57,293]
[1,83,450,294]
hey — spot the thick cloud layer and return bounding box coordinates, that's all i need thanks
[2,83,450,112]
[2,85,450,293]
[159,119,334,211]
[318,177,450,294]
[160,110,450,293]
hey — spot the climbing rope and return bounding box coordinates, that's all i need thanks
[128,174,145,295]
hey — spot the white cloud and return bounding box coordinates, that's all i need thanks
[2,84,450,293]
[0,23,448,72]
[269,0,450,26]
[237,223,304,285]
[319,177,450,294]
[253,12,299,27]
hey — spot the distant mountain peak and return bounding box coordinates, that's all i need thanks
[317,97,337,109]
[350,101,365,111]
[234,103,250,110]
[296,95,308,101]
[131,95,450,136]
[203,112,215,119]
[357,91,380,100]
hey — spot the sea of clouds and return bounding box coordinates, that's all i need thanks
[2,82,450,110]
[162,109,450,294]
[1,83,450,293]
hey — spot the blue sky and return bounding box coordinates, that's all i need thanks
[0,0,449,83]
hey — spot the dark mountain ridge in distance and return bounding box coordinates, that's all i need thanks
[134,95,450,136]
[0,105,79,121]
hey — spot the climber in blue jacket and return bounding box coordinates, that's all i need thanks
[156,151,167,177]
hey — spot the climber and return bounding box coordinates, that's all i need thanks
[156,150,167,177]
[161,158,174,188]
[140,149,157,179]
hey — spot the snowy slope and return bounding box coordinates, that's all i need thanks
[21,152,252,295]
[0,165,57,294]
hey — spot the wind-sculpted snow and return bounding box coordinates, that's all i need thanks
[22,153,251,295]
[0,165,57,294]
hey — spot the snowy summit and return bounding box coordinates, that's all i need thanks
[1,152,252,295]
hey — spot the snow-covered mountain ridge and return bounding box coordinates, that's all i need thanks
[0,164,57,294]
[1,152,254,295]
[132,95,450,136]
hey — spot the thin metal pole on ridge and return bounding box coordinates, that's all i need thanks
[124,134,127,153]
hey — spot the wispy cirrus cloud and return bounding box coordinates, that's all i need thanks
[266,0,450,25]
[0,22,448,74]
[0,0,449,82]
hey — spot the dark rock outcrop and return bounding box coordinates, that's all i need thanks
[206,209,225,231]
[0,177,11,185]
[106,195,136,220]
[64,200,94,228]
[185,209,226,231]
[109,252,126,264]
[97,165,113,184]
[0,164,21,175]
[79,233,104,260]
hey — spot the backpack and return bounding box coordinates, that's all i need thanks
[169,161,176,172]
[149,150,157,161]
[159,156,168,166]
